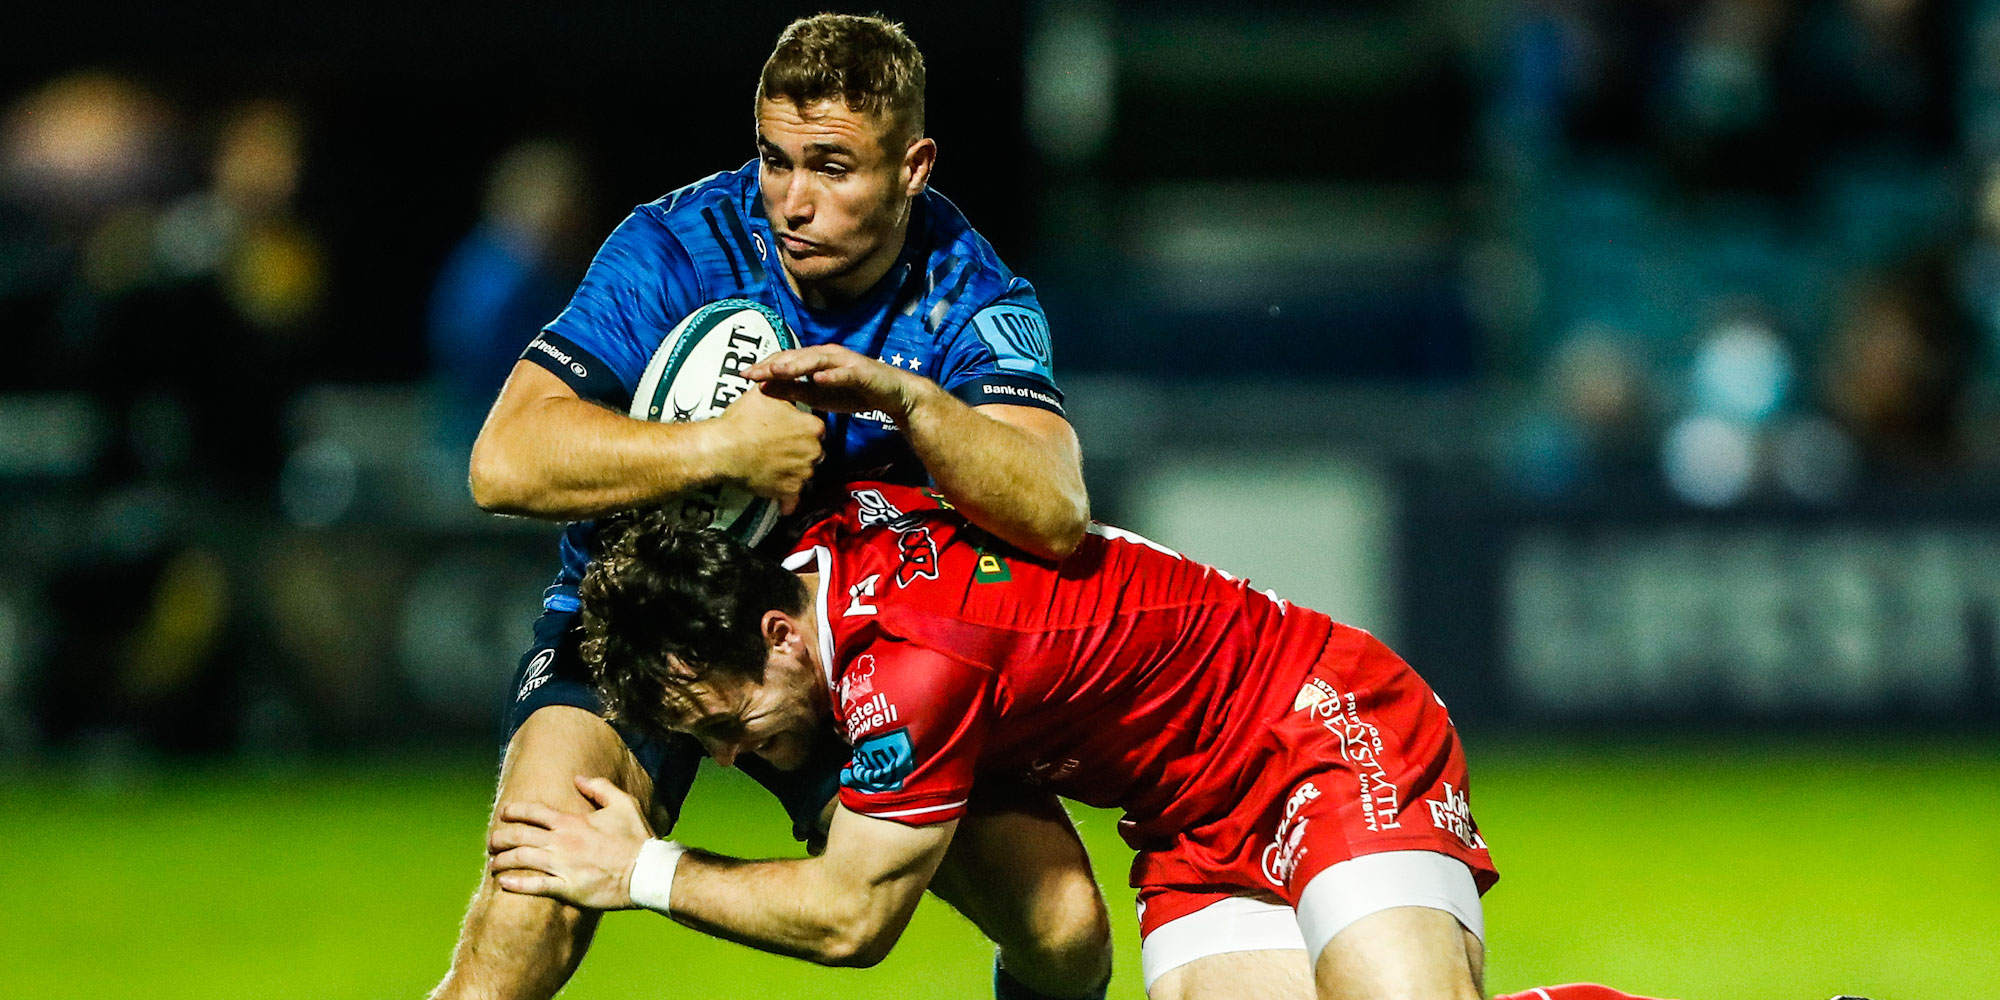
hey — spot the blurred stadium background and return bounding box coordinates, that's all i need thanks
[4,1,1996,997]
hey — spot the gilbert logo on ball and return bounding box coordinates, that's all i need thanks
[628,298,802,546]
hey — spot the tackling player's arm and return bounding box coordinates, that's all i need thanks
[493,636,988,967]
[489,777,954,967]
[667,805,954,966]
[749,346,1087,559]
[468,359,824,519]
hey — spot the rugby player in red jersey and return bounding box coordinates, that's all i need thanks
[487,483,1676,999]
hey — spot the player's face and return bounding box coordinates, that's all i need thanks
[755,98,933,300]
[659,623,828,771]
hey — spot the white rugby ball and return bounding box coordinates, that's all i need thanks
[628,298,801,545]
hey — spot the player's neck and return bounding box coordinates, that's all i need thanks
[785,217,909,311]
[796,573,822,669]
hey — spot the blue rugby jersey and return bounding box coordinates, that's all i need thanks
[515,161,1064,611]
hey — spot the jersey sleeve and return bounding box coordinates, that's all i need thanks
[836,637,990,826]
[523,208,702,410]
[935,280,1066,417]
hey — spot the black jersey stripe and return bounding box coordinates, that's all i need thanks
[927,263,973,332]
[720,207,765,280]
[702,207,745,283]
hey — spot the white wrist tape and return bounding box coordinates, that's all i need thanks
[629,838,687,914]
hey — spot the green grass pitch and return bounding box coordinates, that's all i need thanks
[6,737,1994,999]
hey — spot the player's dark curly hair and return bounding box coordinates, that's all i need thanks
[758,13,925,144]
[578,511,808,739]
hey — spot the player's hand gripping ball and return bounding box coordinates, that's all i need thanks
[630,298,812,541]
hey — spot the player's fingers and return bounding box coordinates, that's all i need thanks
[744,356,809,381]
[751,346,841,380]
[758,377,811,402]
[744,347,808,380]
[488,845,558,875]
[496,800,565,829]
[487,822,550,853]
[575,775,630,810]
[494,871,562,897]
[808,364,867,388]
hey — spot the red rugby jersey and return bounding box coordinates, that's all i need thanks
[781,483,1335,844]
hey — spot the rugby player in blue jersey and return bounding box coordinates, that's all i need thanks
[430,14,1110,1000]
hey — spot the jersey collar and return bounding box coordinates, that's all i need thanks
[781,545,838,691]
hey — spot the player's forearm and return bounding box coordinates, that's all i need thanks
[897,384,1088,560]
[665,852,917,967]
[469,395,725,520]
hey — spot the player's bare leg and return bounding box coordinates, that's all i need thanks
[1312,905,1483,1000]
[430,706,661,1000]
[1148,949,1313,1000]
[927,792,1114,999]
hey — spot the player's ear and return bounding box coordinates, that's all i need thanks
[761,609,798,652]
[903,136,936,195]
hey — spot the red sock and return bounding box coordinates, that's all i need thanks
[1494,986,1675,1000]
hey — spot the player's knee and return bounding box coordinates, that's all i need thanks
[1007,876,1113,984]
[1044,880,1113,962]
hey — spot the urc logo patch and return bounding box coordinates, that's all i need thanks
[841,728,916,793]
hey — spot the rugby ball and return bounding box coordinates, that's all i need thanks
[628,299,801,545]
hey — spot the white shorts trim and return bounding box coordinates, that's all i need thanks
[1138,896,1305,990]
[1295,850,1485,961]
[1137,851,1484,990]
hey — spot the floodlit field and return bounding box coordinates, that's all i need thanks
[7,738,1994,999]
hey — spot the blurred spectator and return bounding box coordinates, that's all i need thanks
[0,71,179,389]
[205,99,325,332]
[1957,160,2000,380]
[1660,310,1797,506]
[94,98,325,492]
[19,94,328,757]
[426,138,590,450]
[1503,324,1660,497]
[1483,0,1601,179]
[1820,256,1970,473]
[1650,257,1969,507]
[1657,0,1793,190]
[0,71,175,223]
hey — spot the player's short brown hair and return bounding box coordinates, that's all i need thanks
[756,12,926,146]
[579,512,807,739]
